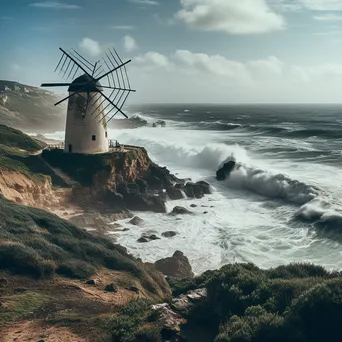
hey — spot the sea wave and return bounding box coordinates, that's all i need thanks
[220,158,319,205]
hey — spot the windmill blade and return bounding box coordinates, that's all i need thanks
[59,48,93,78]
[41,83,73,87]
[72,49,95,69]
[98,90,128,118]
[94,89,120,120]
[105,91,130,123]
[101,85,136,91]
[95,60,132,83]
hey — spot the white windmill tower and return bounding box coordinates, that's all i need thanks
[41,47,135,154]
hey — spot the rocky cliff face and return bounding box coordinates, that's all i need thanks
[0,170,59,208]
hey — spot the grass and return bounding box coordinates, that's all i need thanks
[0,124,44,152]
[0,195,168,297]
[0,125,67,186]
[0,291,50,326]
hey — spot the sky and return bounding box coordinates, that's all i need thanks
[1,0,342,104]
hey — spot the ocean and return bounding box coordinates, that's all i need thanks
[45,104,342,274]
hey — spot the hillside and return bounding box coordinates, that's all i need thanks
[0,80,66,133]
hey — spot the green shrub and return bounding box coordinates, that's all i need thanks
[56,260,96,279]
[0,243,55,277]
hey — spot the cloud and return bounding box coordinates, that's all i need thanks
[176,0,285,35]
[124,35,138,52]
[313,14,342,21]
[111,25,135,30]
[134,52,170,69]
[298,0,342,10]
[29,1,80,9]
[128,0,159,5]
[79,38,102,57]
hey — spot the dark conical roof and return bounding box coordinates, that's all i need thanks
[68,74,103,92]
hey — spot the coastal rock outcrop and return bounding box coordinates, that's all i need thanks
[154,251,194,278]
[169,206,193,216]
[216,160,236,181]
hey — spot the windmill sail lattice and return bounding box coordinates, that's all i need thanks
[41,47,135,123]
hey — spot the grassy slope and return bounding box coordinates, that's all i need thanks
[0,124,67,185]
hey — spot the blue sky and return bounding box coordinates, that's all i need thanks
[1,0,342,103]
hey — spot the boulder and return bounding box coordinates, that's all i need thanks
[196,181,211,194]
[149,234,161,240]
[154,251,194,278]
[86,279,97,286]
[129,216,144,226]
[162,231,177,238]
[138,237,149,243]
[216,160,236,181]
[125,193,167,213]
[151,304,186,340]
[104,283,118,292]
[167,187,184,200]
[190,204,197,208]
[185,182,204,199]
[169,206,193,216]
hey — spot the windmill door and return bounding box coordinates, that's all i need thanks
[68,144,72,153]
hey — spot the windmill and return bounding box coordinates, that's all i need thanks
[41,47,135,154]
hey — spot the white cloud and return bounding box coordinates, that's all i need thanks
[128,0,159,5]
[313,14,342,21]
[111,25,135,30]
[134,52,170,69]
[79,38,102,57]
[176,0,285,35]
[298,0,342,10]
[29,1,80,9]
[124,35,138,53]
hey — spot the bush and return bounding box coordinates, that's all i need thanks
[56,260,96,279]
[107,299,160,342]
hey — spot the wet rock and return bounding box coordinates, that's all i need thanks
[190,204,197,208]
[167,187,184,200]
[125,193,167,213]
[86,279,96,286]
[203,211,208,214]
[104,283,118,292]
[216,160,236,181]
[162,231,177,238]
[138,237,149,243]
[196,181,211,194]
[122,228,130,232]
[169,206,193,216]
[149,234,161,240]
[154,251,194,278]
[129,216,144,226]
[185,182,204,199]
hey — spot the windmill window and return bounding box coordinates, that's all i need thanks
[92,135,96,141]
[105,131,108,138]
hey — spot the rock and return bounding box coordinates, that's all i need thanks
[86,279,96,286]
[136,178,148,194]
[196,181,212,194]
[129,216,144,226]
[63,212,68,216]
[129,286,140,293]
[122,228,130,232]
[149,234,161,240]
[167,187,184,200]
[171,288,207,315]
[216,160,236,181]
[203,211,208,214]
[190,204,197,208]
[127,183,140,194]
[185,182,204,199]
[125,193,167,213]
[162,231,177,238]
[104,283,118,292]
[152,304,186,340]
[154,251,194,278]
[169,206,193,216]
[138,237,149,243]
